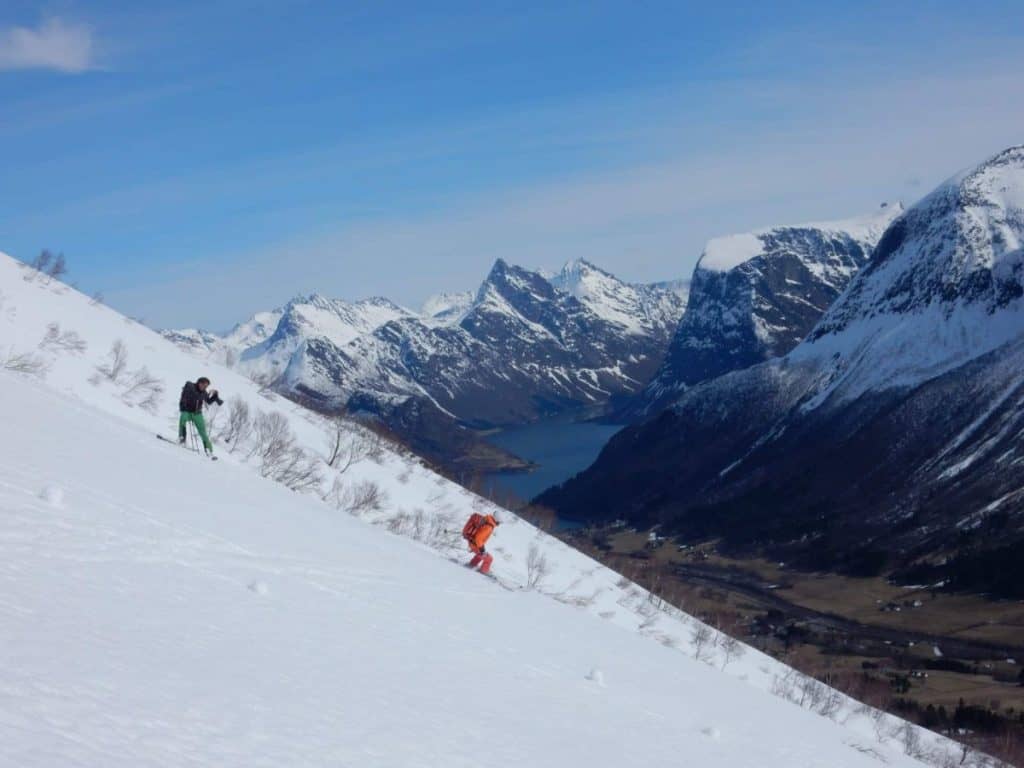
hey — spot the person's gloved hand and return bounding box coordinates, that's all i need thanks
[478,546,486,555]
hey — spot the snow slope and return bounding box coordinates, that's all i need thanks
[0,253,963,767]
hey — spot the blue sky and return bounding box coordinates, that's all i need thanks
[1,1,1022,330]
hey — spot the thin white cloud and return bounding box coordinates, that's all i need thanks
[0,17,97,74]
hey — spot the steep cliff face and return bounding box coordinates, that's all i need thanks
[630,204,901,418]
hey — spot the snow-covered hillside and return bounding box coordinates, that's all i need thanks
[627,203,902,418]
[0,252,966,766]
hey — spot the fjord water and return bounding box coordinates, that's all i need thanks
[484,418,624,503]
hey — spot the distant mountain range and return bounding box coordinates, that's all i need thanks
[539,146,1024,597]
[165,259,687,472]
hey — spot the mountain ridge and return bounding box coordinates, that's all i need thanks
[540,147,1024,593]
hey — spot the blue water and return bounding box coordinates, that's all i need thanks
[484,419,624,503]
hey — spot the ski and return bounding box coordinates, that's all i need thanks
[156,434,218,460]
[479,571,521,591]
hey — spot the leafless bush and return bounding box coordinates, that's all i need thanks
[525,543,551,591]
[121,366,164,413]
[868,706,889,744]
[771,670,799,703]
[690,624,714,662]
[719,635,745,670]
[24,250,52,281]
[386,509,411,534]
[218,399,253,450]
[23,250,67,284]
[816,687,844,720]
[89,291,104,307]
[39,323,87,354]
[249,411,292,461]
[325,417,384,472]
[93,340,128,384]
[48,253,67,282]
[2,350,49,378]
[797,674,827,710]
[344,480,387,515]
[898,721,925,759]
[248,411,322,491]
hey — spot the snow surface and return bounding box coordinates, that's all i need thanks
[699,204,903,273]
[420,290,474,324]
[0,252,954,767]
[549,258,687,336]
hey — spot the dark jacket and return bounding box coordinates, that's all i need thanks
[179,381,221,413]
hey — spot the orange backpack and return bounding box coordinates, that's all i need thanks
[462,513,485,542]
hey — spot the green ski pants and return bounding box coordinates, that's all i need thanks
[179,411,213,452]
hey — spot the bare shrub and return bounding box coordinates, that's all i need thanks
[90,291,104,307]
[93,340,128,384]
[272,445,322,491]
[48,253,67,282]
[525,543,551,591]
[898,721,924,759]
[690,624,714,662]
[24,250,52,282]
[38,323,87,354]
[249,411,293,461]
[23,250,67,285]
[248,411,322,491]
[869,707,889,744]
[797,674,827,710]
[771,670,798,703]
[2,350,49,378]
[386,510,410,534]
[343,480,387,515]
[325,417,384,472]
[121,366,164,413]
[719,635,745,670]
[816,687,844,720]
[218,399,253,450]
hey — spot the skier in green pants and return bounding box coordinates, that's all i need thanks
[179,377,224,455]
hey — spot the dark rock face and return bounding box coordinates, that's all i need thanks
[628,207,901,419]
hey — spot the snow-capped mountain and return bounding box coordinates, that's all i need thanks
[161,309,284,367]
[549,258,687,338]
[0,250,957,768]
[541,147,1024,591]
[627,203,902,418]
[237,293,415,385]
[167,258,686,470]
[421,290,474,324]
